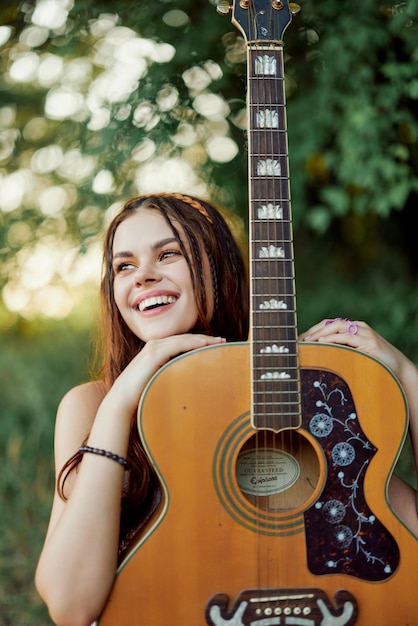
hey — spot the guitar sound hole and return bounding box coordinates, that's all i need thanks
[235,430,321,512]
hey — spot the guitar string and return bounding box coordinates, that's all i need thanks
[252,4,282,606]
[247,0,302,607]
[278,33,293,598]
[273,27,285,602]
[259,7,297,601]
[248,1,263,604]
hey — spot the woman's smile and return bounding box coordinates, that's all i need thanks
[132,289,179,314]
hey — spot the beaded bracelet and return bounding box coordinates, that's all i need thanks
[79,445,129,469]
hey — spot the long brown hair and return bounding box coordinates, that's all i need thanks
[58,193,249,556]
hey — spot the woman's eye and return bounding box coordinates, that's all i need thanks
[115,262,135,273]
[160,249,181,261]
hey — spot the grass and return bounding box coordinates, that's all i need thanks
[0,318,91,625]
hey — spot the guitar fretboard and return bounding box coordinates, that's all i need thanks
[248,46,301,432]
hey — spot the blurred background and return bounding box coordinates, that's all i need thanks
[1,0,417,623]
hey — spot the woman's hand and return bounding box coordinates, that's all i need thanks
[300,317,418,536]
[109,334,226,415]
[299,318,408,381]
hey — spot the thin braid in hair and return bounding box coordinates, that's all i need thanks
[207,252,219,314]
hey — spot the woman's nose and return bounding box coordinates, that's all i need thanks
[133,263,160,286]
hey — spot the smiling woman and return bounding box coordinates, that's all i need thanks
[34,191,418,626]
[34,192,249,626]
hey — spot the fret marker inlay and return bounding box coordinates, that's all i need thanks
[259,299,287,310]
[259,245,285,258]
[255,55,277,76]
[256,109,278,129]
[257,203,283,219]
[257,159,281,176]
[260,371,291,380]
[260,344,290,354]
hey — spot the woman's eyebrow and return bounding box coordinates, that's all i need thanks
[151,237,179,250]
[112,237,179,261]
[112,250,134,261]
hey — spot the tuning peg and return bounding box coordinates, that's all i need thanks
[217,0,232,14]
[289,2,301,14]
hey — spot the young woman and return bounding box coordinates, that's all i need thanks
[35,193,418,626]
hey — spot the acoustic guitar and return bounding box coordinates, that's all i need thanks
[97,1,418,624]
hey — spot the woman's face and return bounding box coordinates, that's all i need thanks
[112,209,213,342]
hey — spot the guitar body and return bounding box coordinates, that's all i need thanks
[98,341,417,625]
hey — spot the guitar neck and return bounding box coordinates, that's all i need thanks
[247,45,301,432]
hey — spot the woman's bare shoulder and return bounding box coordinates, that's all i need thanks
[54,381,107,456]
[59,380,106,413]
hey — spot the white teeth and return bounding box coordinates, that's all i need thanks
[138,295,177,312]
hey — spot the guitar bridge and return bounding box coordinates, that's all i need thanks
[205,588,358,626]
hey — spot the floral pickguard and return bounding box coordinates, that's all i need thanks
[301,369,399,581]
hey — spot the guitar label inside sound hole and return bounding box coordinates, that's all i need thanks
[236,447,300,496]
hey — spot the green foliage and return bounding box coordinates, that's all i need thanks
[0,319,91,625]
[287,0,418,229]
[1,0,417,253]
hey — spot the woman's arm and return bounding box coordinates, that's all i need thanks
[35,380,129,626]
[299,318,418,535]
[35,333,225,626]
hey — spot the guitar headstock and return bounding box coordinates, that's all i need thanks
[218,0,299,44]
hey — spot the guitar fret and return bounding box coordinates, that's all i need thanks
[251,135,288,155]
[253,356,298,362]
[254,322,295,326]
[252,229,291,237]
[252,266,293,272]
[254,354,297,363]
[253,237,292,245]
[253,322,297,327]
[252,404,301,410]
[252,389,300,394]
[250,174,290,182]
[253,396,300,401]
[254,364,298,368]
[252,319,297,324]
[253,412,301,418]
[253,291,295,298]
[250,180,290,196]
[254,382,300,388]
[251,284,296,289]
[252,277,295,282]
[254,380,299,384]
